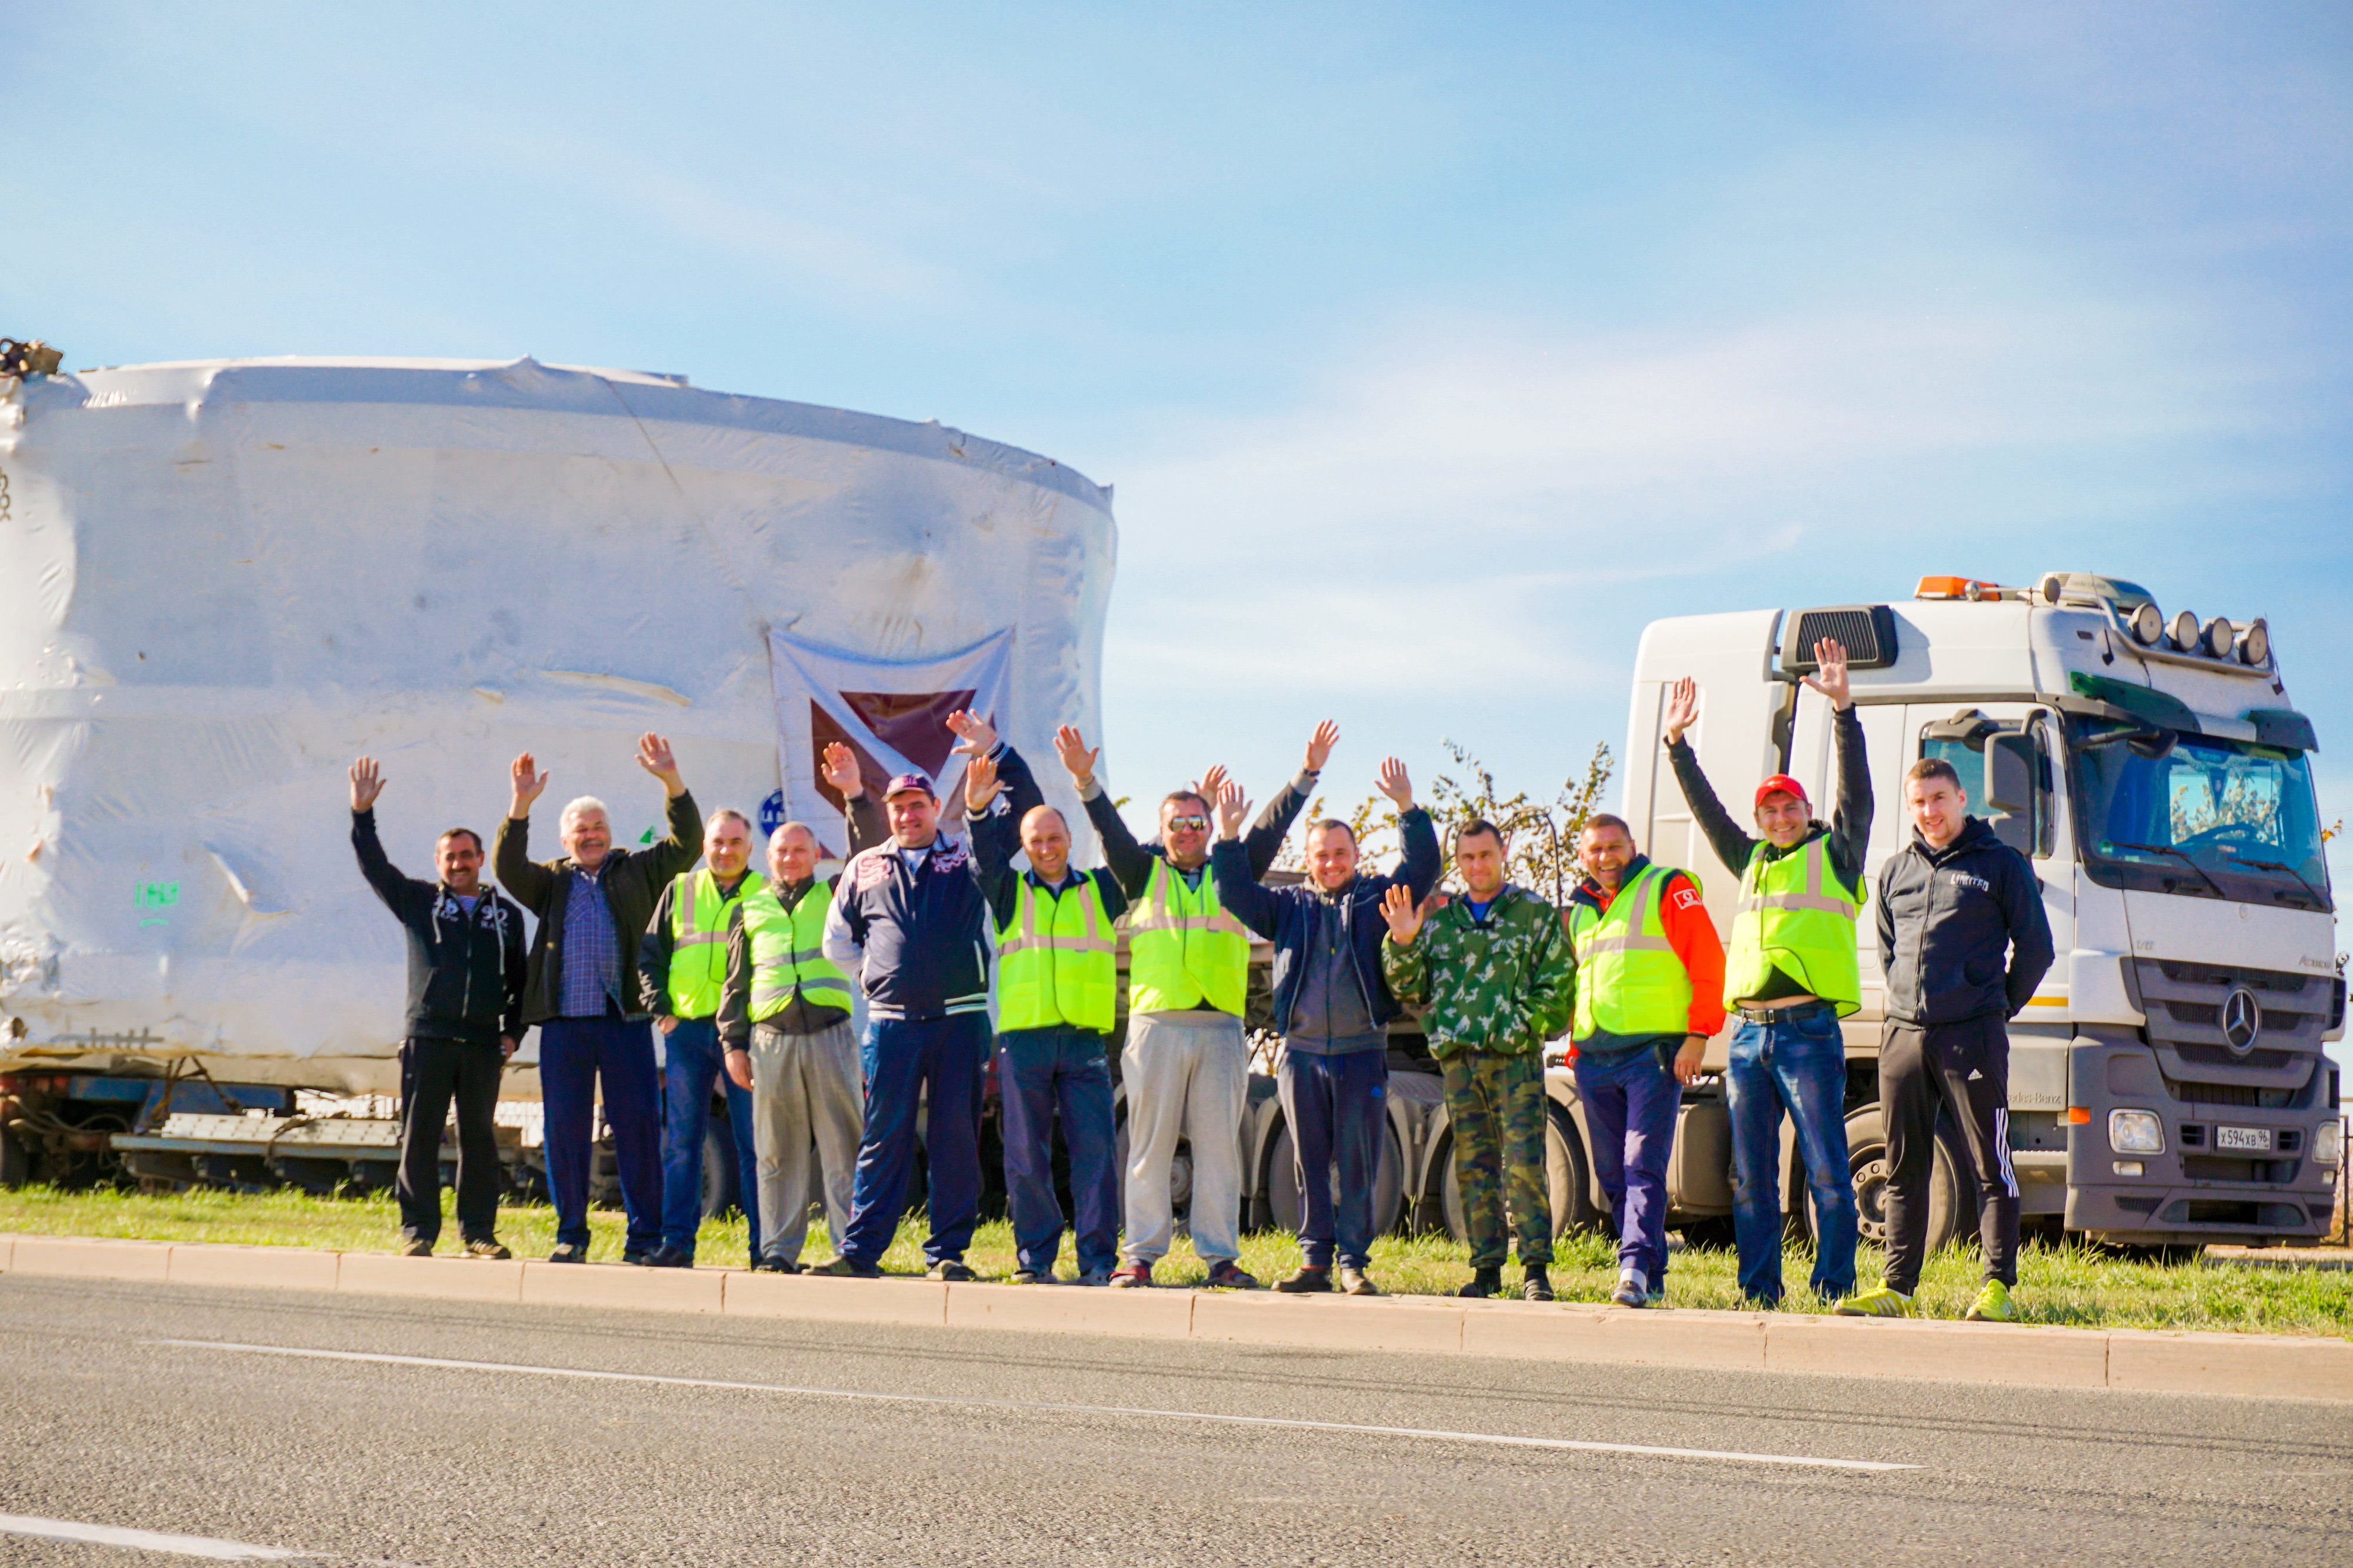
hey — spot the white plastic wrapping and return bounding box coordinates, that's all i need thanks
[0,357,1115,1090]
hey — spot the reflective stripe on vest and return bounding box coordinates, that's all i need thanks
[996,875,1118,1033]
[742,880,854,1021]
[1723,835,1862,1017]
[1123,857,1249,1016]
[1569,862,1697,1040]
[666,869,766,1019]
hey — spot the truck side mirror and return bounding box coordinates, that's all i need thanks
[1987,732,2039,856]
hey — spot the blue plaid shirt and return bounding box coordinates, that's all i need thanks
[558,864,624,1019]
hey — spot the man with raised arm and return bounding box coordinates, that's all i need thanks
[1379,819,1574,1302]
[1212,762,1441,1296]
[965,745,1125,1286]
[1661,638,1868,1306]
[814,712,1039,1280]
[495,733,702,1265]
[349,758,525,1260]
[1051,722,1330,1289]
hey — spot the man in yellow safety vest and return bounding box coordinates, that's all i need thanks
[1662,637,1870,1306]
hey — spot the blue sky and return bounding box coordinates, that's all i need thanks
[8,3,2350,895]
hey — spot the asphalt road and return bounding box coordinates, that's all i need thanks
[0,1275,2347,1567]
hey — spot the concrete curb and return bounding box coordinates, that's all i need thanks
[4,1232,2348,1402]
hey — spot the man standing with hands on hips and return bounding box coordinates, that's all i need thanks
[1662,639,1868,1306]
[1837,756,2052,1322]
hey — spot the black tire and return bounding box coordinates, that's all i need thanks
[1838,1105,1971,1255]
[1432,1102,1599,1243]
[0,1120,28,1189]
[1677,1215,1738,1250]
[1265,1120,1405,1238]
[699,1111,740,1220]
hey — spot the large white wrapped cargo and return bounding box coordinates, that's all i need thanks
[0,357,1115,1092]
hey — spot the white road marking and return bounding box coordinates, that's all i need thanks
[0,1512,301,1560]
[154,1339,1917,1473]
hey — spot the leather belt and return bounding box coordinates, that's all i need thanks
[1734,998,1834,1026]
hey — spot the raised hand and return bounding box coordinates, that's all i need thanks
[1663,677,1700,744]
[965,751,1003,812]
[637,732,685,795]
[348,756,385,813]
[945,709,997,757]
[1052,725,1099,786]
[1304,720,1340,773]
[1375,757,1414,810]
[509,752,550,818]
[819,740,865,799]
[1197,763,1229,803]
[1802,638,1852,710]
[1213,779,1251,840]
[1379,883,1425,945]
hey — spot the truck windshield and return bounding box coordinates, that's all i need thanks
[2068,721,2332,912]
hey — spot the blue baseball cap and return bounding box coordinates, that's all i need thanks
[883,772,936,800]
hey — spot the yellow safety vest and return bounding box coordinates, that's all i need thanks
[665,869,766,1020]
[1724,836,1862,1017]
[1569,863,1698,1040]
[996,874,1118,1034]
[1124,857,1250,1017]
[741,880,854,1022]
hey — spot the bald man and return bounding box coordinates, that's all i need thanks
[967,744,1127,1285]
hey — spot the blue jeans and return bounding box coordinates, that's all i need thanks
[998,1025,1120,1277]
[1278,1048,1388,1270]
[1726,1006,1857,1303]
[841,1013,991,1268]
[538,1015,662,1252]
[1574,1043,1682,1290]
[659,1016,761,1260]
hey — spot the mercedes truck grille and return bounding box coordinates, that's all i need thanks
[2135,959,2327,1093]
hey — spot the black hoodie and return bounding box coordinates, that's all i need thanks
[1875,816,2055,1027]
[352,810,525,1045]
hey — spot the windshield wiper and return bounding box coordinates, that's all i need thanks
[2230,856,2332,910]
[2102,840,2228,899]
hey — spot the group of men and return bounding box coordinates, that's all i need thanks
[350,634,2054,1320]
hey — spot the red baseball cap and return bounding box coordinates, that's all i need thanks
[883,772,936,800]
[1755,773,1809,809]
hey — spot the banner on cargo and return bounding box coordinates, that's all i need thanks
[765,628,1012,858]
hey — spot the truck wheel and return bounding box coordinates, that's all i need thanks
[0,1120,26,1189]
[1265,1121,1405,1237]
[699,1115,740,1220]
[1837,1106,1968,1255]
[1431,1104,1598,1243]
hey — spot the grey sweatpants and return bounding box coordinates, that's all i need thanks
[1121,1009,1248,1266]
[747,1017,863,1265]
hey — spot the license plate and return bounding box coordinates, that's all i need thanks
[2216,1126,2273,1152]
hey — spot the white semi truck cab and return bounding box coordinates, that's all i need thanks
[1624,572,2344,1250]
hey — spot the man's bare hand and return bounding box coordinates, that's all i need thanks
[1052,725,1099,788]
[1663,678,1700,745]
[499,1035,518,1062]
[349,756,385,813]
[1196,764,1229,803]
[1375,757,1414,811]
[1214,779,1251,840]
[637,732,685,796]
[724,1048,754,1092]
[1379,883,1425,945]
[1674,1035,1707,1086]
[819,741,865,800]
[509,752,550,818]
[1801,638,1852,710]
[656,1015,679,1036]
[945,709,997,757]
[1304,720,1340,773]
[966,752,1003,813]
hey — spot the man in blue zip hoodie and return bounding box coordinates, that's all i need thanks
[349,757,525,1260]
[1210,760,1440,1295]
[815,712,1042,1279]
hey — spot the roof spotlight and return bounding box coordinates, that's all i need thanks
[2169,609,2201,650]
[2239,618,2270,666]
[2128,603,2164,645]
[2200,616,2235,660]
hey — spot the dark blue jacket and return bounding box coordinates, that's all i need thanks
[1211,809,1442,1045]
[351,809,525,1046]
[1875,815,2055,1026]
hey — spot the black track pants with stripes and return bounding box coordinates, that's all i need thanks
[1879,1015,2019,1295]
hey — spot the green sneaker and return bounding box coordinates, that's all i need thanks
[1964,1280,2022,1323]
[1832,1285,1917,1319]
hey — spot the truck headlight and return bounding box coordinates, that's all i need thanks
[2315,1120,2342,1166]
[2109,1109,2165,1155]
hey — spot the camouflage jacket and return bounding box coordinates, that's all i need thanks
[1381,883,1574,1059]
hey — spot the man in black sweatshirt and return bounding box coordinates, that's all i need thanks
[349,757,525,1259]
[1838,756,2054,1323]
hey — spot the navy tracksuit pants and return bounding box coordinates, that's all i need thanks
[840,1013,992,1268]
[1278,1048,1388,1270]
[997,1023,1120,1277]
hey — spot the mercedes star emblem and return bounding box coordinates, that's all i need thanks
[2221,986,2262,1055]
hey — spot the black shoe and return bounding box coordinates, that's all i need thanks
[753,1257,802,1275]
[1521,1264,1554,1302]
[811,1256,881,1278]
[548,1243,589,1265]
[462,1237,512,1261]
[646,1246,693,1270]
[1458,1266,1502,1299]
[1275,1265,1333,1294]
[926,1259,976,1282]
[622,1246,658,1266]
[399,1237,435,1258]
[1338,1267,1381,1297]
